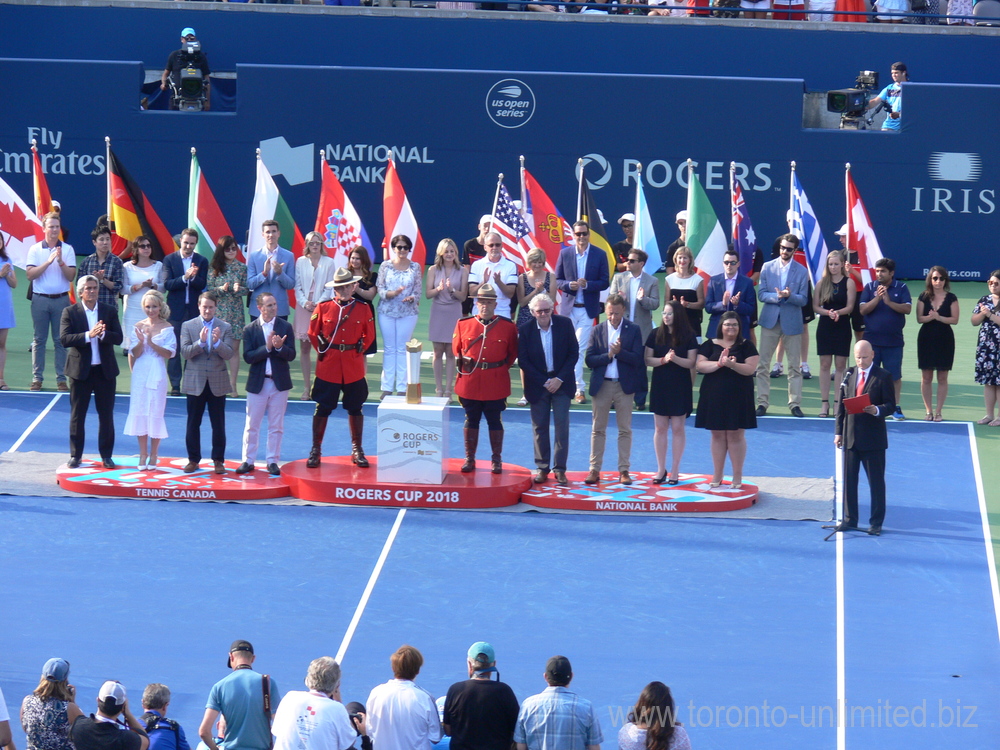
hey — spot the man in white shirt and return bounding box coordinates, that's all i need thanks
[247,220,296,321]
[26,211,77,391]
[468,232,517,320]
[271,657,356,750]
[366,646,441,750]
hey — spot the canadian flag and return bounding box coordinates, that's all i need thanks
[382,159,426,266]
[846,169,883,285]
[0,174,44,268]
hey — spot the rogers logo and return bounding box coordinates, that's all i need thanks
[486,79,535,129]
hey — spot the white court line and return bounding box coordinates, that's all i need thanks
[834,445,846,750]
[8,394,62,453]
[967,423,1000,645]
[335,508,407,666]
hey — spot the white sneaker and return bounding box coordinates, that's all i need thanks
[801,363,812,379]
[769,363,783,378]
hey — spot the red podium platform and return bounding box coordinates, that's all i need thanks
[521,472,758,513]
[282,456,531,508]
[56,458,290,500]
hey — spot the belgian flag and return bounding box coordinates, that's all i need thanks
[107,145,176,260]
[577,172,617,280]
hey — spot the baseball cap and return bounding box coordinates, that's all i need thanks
[617,213,635,225]
[181,27,196,37]
[42,658,70,682]
[545,655,572,682]
[835,224,848,236]
[675,210,688,222]
[98,681,127,708]
[467,642,495,664]
[228,640,254,667]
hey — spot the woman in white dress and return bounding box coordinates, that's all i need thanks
[121,235,164,353]
[124,290,176,469]
[294,232,336,399]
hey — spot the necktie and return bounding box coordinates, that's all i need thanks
[856,370,866,397]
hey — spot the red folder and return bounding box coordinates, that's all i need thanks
[843,393,871,415]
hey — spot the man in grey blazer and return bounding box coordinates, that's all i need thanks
[755,234,811,417]
[181,291,235,474]
[608,248,660,410]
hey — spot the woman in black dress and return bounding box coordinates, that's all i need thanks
[695,311,759,489]
[813,250,855,417]
[348,245,378,356]
[645,301,698,485]
[916,265,959,421]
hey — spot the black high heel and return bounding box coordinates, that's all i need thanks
[651,473,667,485]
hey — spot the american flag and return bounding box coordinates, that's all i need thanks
[731,180,758,277]
[491,183,534,269]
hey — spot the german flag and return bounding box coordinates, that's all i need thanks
[107,146,176,260]
[577,174,617,280]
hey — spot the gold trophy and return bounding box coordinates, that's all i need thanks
[405,339,423,404]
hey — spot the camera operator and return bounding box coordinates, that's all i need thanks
[866,62,907,131]
[160,27,211,111]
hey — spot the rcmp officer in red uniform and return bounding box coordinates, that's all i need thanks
[452,284,518,474]
[306,267,376,469]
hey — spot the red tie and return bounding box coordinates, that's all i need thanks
[856,370,866,397]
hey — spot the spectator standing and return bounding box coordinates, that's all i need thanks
[609,248,661,411]
[247,220,295,321]
[293,233,336,400]
[121,236,164,353]
[513,656,602,750]
[70,681,148,750]
[859,257,911,420]
[21,658,83,750]
[198,641,278,750]
[646,301,698,485]
[271,658,355,750]
[160,28,211,107]
[348,247,378,355]
[972,270,1000,426]
[207,236,249,396]
[665,246,704,338]
[425,238,469,401]
[26,212,76,392]
[0,234,16,390]
[376,234,423,399]
[813,250,855,418]
[0,684,12,750]
[618,682,691,750]
[514,249,556,407]
[461,215,493,316]
[704,248,756,340]
[555,221,610,404]
[140,684,190,750]
[662,210,688,275]
[916,266,959,421]
[442,643,519,750]
[77,225,124,311]
[468,233,517,321]
[163,228,208,395]
[612,213,634,273]
[366,646,441,750]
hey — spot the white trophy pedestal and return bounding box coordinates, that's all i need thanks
[377,396,451,485]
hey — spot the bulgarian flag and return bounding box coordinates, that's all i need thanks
[382,158,426,266]
[106,140,176,260]
[316,154,371,270]
[685,159,728,280]
[189,149,235,260]
[247,152,305,258]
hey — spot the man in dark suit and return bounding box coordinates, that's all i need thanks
[704,248,757,339]
[555,220,610,404]
[584,294,645,486]
[236,293,295,476]
[163,229,209,395]
[60,274,124,468]
[518,293,579,486]
[834,340,895,536]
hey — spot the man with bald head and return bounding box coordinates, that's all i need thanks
[833,340,895,536]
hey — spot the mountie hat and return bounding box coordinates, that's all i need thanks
[228,640,254,667]
[467,642,495,664]
[545,655,572,683]
[42,658,70,682]
[473,284,498,301]
[326,267,362,288]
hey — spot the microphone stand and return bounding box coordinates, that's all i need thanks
[823,370,863,541]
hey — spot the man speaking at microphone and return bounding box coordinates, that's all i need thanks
[832,340,895,537]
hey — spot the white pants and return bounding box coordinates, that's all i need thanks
[379,313,419,393]
[569,306,595,392]
[242,378,289,464]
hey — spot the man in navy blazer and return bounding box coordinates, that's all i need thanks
[60,275,124,468]
[163,228,208,394]
[518,293,579,486]
[584,294,644,486]
[833,340,895,536]
[704,248,757,339]
[236,293,296,476]
[754,234,811,417]
[555,220,610,404]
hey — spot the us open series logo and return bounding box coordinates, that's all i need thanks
[486,79,536,129]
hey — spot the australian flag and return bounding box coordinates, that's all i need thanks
[731,180,758,277]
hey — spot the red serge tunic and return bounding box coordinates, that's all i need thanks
[452,315,518,401]
[309,298,375,385]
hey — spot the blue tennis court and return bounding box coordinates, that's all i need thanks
[1,392,998,750]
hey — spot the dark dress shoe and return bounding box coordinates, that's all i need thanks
[267,463,281,476]
[102,458,117,470]
[67,457,81,469]
[213,460,226,475]
[790,406,805,418]
[867,525,882,536]
[651,473,667,485]
[619,471,632,485]
[170,389,182,397]
[235,462,255,475]
[755,405,767,417]
[533,469,550,484]
[553,470,568,486]
[307,449,321,469]
[583,469,601,485]
[183,461,200,473]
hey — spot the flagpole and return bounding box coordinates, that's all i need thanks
[845,162,851,240]
[105,136,112,225]
[576,158,584,222]
[729,161,736,243]
[489,173,503,234]
[790,160,797,230]
[634,162,643,232]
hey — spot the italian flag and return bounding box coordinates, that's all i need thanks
[686,162,728,280]
[247,154,304,258]
[188,150,234,259]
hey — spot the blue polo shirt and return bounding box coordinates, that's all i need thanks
[206,669,278,750]
[860,279,911,347]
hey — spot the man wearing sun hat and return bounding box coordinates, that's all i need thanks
[198,641,278,750]
[306,268,375,469]
[442,642,519,750]
[514,656,602,750]
[70,681,149,750]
